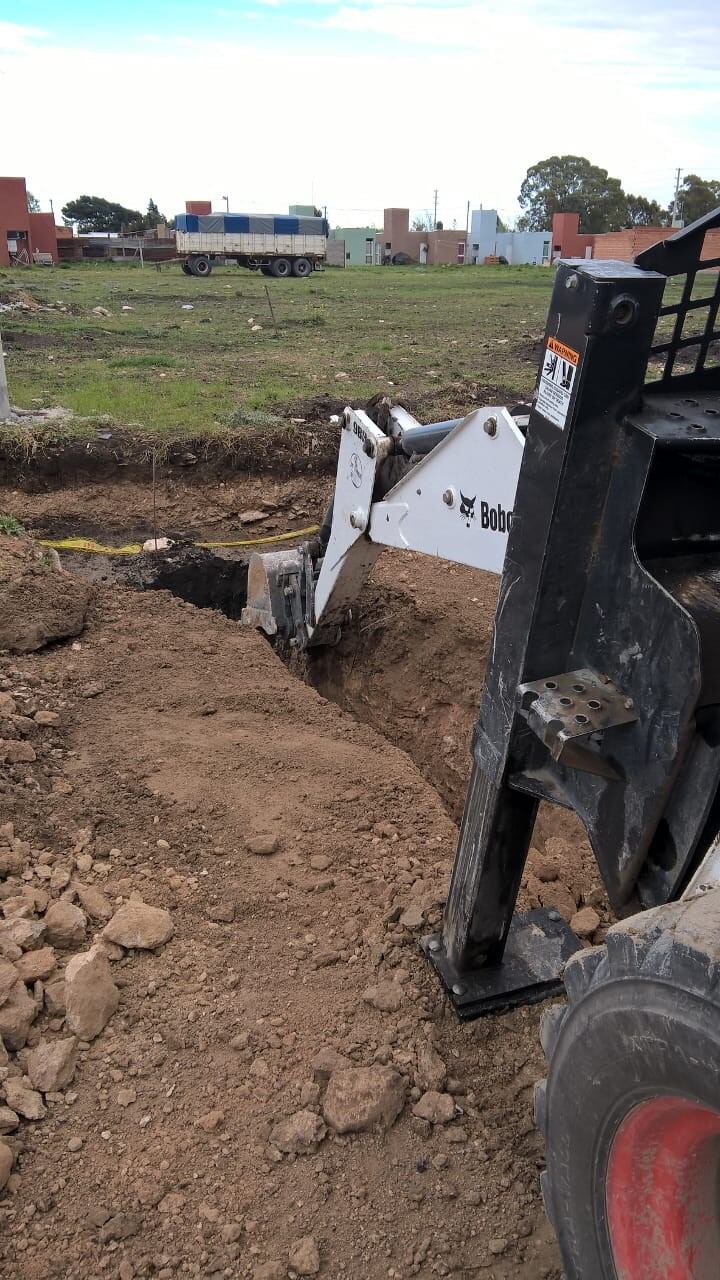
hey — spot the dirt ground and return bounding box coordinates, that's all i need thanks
[0,449,610,1280]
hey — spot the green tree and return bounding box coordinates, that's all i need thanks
[26,191,40,213]
[61,195,145,234]
[674,174,720,225]
[518,155,628,233]
[144,198,167,229]
[411,212,433,231]
[625,194,665,227]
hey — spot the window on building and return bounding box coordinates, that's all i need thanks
[346,252,350,260]
[472,243,479,251]
[385,242,391,250]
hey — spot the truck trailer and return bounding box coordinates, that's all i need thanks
[174,212,329,278]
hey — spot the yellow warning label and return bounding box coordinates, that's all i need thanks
[546,336,580,365]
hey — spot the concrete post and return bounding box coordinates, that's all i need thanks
[0,327,10,421]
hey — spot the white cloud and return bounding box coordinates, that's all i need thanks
[0,11,717,228]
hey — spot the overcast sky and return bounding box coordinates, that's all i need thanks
[1,0,718,229]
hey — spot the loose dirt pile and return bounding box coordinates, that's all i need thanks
[0,533,90,654]
[0,532,571,1280]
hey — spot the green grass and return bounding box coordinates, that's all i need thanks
[0,514,24,535]
[0,260,553,443]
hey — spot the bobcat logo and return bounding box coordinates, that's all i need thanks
[460,492,476,527]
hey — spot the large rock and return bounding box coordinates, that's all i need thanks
[14,946,56,984]
[0,957,18,1005]
[0,978,36,1050]
[0,1141,13,1189]
[288,1237,320,1277]
[411,1090,456,1124]
[74,883,113,923]
[270,1109,326,1154]
[4,1076,46,1120]
[44,900,87,949]
[362,980,403,1013]
[0,917,46,951]
[103,901,174,950]
[323,1066,405,1134]
[415,1040,447,1092]
[27,1036,78,1092]
[64,947,119,1039]
[0,535,90,654]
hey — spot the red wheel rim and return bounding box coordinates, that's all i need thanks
[606,1095,720,1279]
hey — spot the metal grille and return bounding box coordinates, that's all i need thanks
[636,207,720,390]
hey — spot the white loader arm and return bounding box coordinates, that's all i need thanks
[242,402,526,648]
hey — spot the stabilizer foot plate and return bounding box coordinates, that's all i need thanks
[422,908,583,1019]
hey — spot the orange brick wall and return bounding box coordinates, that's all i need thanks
[185,200,212,215]
[28,213,59,261]
[592,226,720,262]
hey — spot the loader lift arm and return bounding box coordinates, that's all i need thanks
[243,206,720,1018]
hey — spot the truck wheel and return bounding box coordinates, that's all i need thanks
[181,262,192,275]
[260,266,272,276]
[189,256,212,278]
[270,258,291,279]
[292,257,312,278]
[536,890,720,1279]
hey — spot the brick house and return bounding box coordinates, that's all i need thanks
[377,208,466,266]
[0,176,58,266]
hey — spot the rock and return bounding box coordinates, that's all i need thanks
[288,1236,320,1276]
[254,1265,285,1280]
[309,855,332,872]
[0,849,24,878]
[247,835,279,857]
[159,1191,186,1215]
[117,1088,136,1108]
[323,1066,405,1134]
[0,1107,19,1134]
[27,1036,78,1092]
[363,980,403,1013]
[67,1136,83,1152]
[270,1109,326,1154]
[4,1077,46,1120]
[34,710,60,727]
[64,947,119,1040]
[199,1109,224,1132]
[0,979,36,1050]
[415,1040,447,1092]
[92,306,111,317]
[98,1213,142,1243]
[239,510,266,524]
[81,681,105,699]
[411,1091,456,1124]
[0,1141,13,1189]
[489,1238,508,1256]
[74,883,113,922]
[103,901,174,949]
[570,906,601,938]
[44,900,87,949]
[311,1047,351,1083]
[399,904,425,930]
[4,741,36,764]
[221,1222,243,1244]
[0,917,46,951]
[14,946,56,984]
[0,957,18,1005]
[44,979,66,1016]
[538,879,577,923]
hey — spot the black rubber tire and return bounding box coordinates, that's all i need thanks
[189,256,211,278]
[269,257,291,279]
[292,257,312,278]
[181,262,192,275]
[536,890,720,1279]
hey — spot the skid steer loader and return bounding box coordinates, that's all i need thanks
[243,207,720,1279]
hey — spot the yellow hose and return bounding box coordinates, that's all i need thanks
[38,525,320,556]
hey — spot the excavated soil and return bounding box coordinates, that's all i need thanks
[0,448,612,1280]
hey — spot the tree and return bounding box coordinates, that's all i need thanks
[144,198,167,229]
[411,212,434,232]
[674,174,720,226]
[61,195,145,234]
[624,193,665,226]
[26,192,40,214]
[518,155,629,233]
[496,214,508,232]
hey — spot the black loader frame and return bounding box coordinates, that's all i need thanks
[424,208,720,1018]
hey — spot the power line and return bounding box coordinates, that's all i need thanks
[671,167,683,225]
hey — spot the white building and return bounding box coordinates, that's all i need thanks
[468,209,551,265]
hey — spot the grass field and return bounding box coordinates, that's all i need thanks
[0,261,554,443]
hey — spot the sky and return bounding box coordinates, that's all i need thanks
[0,0,718,230]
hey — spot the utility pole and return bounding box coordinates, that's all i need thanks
[671,168,683,226]
[433,189,438,229]
[0,329,11,422]
[222,195,229,213]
